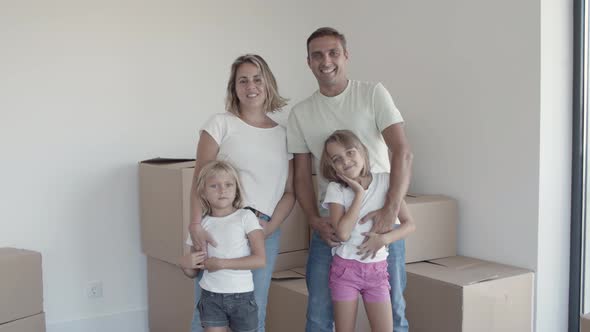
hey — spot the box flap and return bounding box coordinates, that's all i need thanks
[140,158,195,169]
[272,268,305,281]
[291,266,306,275]
[407,256,532,286]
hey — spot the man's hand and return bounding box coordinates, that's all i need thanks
[360,205,398,234]
[311,216,340,247]
[189,223,218,253]
[203,257,224,272]
[178,250,206,270]
[357,232,387,260]
[359,205,398,258]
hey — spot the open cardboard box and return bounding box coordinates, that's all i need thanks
[406,256,534,332]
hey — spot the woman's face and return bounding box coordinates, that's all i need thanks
[235,63,266,112]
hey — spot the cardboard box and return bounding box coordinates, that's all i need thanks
[0,248,43,324]
[0,313,45,332]
[405,195,457,263]
[139,158,309,265]
[273,250,308,272]
[581,313,590,332]
[147,257,194,332]
[406,256,534,332]
[266,268,308,332]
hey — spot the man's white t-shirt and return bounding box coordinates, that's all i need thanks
[186,209,262,293]
[322,173,399,263]
[287,80,403,201]
[202,112,292,217]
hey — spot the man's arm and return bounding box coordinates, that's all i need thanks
[293,153,339,246]
[361,123,413,233]
[382,123,413,216]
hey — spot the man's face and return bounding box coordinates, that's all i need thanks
[307,36,348,89]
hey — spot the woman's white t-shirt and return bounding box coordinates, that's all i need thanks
[201,112,292,216]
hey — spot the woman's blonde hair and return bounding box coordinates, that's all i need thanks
[320,130,371,187]
[195,160,245,216]
[225,54,288,115]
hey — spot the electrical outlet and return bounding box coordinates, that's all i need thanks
[87,281,103,299]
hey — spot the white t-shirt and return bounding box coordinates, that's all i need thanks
[287,80,403,201]
[202,112,292,216]
[186,209,263,293]
[322,173,399,263]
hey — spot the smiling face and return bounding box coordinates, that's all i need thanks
[203,170,237,214]
[326,141,366,180]
[235,62,267,113]
[307,35,349,93]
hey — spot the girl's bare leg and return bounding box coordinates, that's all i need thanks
[333,300,358,332]
[364,300,393,332]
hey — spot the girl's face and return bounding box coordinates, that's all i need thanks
[203,170,237,212]
[326,141,366,180]
[235,63,266,112]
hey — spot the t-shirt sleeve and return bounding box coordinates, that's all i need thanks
[321,181,345,209]
[373,83,404,133]
[287,108,311,154]
[200,113,227,145]
[242,210,263,234]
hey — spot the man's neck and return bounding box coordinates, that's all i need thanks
[319,79,349,97]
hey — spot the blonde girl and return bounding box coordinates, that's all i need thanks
[320,130,415,332]
[180,160,265,332]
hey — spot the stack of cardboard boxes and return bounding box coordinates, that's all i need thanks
[0,248,46,332]
[264,196,535,331]
[139,158,535,332]
[139,159,309,332]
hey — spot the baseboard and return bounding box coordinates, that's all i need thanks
[47,309,148,332]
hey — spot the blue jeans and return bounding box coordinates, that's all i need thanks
[198,289,258,332]
[305,231,408,332]
[191,229,281,332]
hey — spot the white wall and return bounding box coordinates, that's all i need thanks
[0,1,571,331]
[0,1,315,330]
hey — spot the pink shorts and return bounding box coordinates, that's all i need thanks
[329,255,391,303]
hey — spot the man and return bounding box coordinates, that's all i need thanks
[287,27,413,332]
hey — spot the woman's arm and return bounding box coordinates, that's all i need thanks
[263,160,295,237]
[188,131,219,249]
[178,246,206,279]
[203,229,266,271]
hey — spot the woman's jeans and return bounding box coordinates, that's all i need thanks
[191,229,281,332]
[305,231,408,332]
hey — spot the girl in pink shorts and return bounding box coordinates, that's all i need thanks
[319,130,416,332]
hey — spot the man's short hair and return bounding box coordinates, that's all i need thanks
[306,27,347,55]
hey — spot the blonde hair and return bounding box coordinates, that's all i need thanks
[195,160,245,216]
[225,54,288,115]
[320,130,371,187]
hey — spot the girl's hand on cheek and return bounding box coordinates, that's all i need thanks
[338,174,364,194]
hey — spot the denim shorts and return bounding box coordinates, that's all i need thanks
[198,289,258,332]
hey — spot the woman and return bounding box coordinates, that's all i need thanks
[188,54,294,332]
